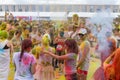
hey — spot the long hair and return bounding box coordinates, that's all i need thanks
[113,48,120,80]
[15,30,22,35]
[19,39,32,62]
[65,39,78,54]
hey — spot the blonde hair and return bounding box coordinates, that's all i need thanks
[32,46,42,59]
[72,14,79,25]
[42,34,50,46]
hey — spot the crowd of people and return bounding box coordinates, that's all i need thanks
[0,14,120,80]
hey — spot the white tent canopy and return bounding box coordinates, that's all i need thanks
[13,12,38,17]
[0,12,120,18]
[0,12,68,20]
[68,12,120,18]
[0,12,67,17]
[0,0,120,5]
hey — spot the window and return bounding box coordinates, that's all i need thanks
[113,5,118,13]
[0,5,2,11]
[81,5,87,12]
[66,5,72,12]
[39,5,43,12]
[18,5,22,11]
[96,5,102,12]
[32,5,36,12]
[11,5,15,12]
[45,5,50,12]
[105,5,111,10]
[25,5,29,12]
[73,5,80,12]
[59,5,65,12]
[89,5,94,12]
[5,5,9,11]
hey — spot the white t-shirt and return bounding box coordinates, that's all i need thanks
[0,40,10,80]
[13,52,36,80]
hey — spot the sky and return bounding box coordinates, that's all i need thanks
[0,0,119,5]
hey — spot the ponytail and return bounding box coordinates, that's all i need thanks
[19,39,32,62]
[19,47,24,62]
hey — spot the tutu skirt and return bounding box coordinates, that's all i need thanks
[34,64,55,80]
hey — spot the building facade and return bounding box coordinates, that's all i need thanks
[0,4,119,13]
[0,0,120,18]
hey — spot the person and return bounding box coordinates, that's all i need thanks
[12,30,22,52]
[93,31,117,80]
[0,30,13,80]
[113,28,120,48]
[34,34,55,80]
[34,30,42,46]
[22,27,30,40]
[8,29,15,40]
[9,13,14,21]
[13,39,36,80]
[30,26,38,46]
[104,48,120,80]
[6,20,14,32]
[64,25,72,38]
[72,14,79,26]
[70,14,80,41]
[76,29,90,80]
[54,31,65,72]
[5,12,9,21]
[44,39,78,80]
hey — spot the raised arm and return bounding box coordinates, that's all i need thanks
[103,52,115,69]
[44,50,69,60]
[77,43,90,69]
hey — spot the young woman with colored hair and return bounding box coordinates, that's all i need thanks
[34,34,55,80]
[13,39,36,80]
[0,30,13,80]
[44,39,78,80]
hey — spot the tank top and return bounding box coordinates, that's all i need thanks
[77,40,90,71]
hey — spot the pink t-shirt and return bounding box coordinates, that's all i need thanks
[64,53,77,74]
[13,52,36,80]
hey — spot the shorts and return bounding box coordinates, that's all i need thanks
[77,69,88,75]
[65,73,78,80]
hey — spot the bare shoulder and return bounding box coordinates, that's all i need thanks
[7,40,12,47]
